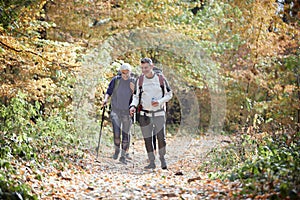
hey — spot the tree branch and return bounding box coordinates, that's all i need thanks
[0,40,22,52]
[0,40,78,68]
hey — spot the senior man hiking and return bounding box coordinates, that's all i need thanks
[103,63,135,164]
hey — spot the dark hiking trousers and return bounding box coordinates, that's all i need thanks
[110,110,132,154]
[139,115,166,162]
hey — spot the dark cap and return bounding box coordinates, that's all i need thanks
[140,57,153,64]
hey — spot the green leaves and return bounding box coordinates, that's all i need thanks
[0,92,82,199]
[205,133,300,198]
[284,55,300,71]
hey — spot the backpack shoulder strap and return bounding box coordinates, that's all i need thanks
[137,75,144,107]
[112,75,121,96]
[158,74,164,86]
[157,74,165,97]
[138,74,144,89]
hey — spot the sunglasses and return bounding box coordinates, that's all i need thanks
[140,58,153,64]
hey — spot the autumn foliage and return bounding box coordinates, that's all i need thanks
[0,0,299,199]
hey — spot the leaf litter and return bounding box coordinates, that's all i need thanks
[23,134,254,199]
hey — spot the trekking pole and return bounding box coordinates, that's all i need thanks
[96,105,106,160]
[132,112,136,168]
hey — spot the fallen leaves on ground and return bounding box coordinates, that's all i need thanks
[21,135,276,199]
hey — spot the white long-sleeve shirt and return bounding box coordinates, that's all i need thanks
[131,74,172,116]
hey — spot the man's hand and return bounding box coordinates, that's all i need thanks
[102,94,110,106]
[102,99,108,106]
[151,100,159,107]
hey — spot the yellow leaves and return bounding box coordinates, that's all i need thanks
[284,85,296,94]
[273,84,283,93]
[223,0,291,60]
[104,177,113,183]
[0,36,21,51]
[270,83,297,98]
[19,167,26,176]
[0,30,83,105]
[0,25,5,33]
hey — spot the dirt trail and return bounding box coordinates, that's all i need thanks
[38,134,234,199]
[81,134,230,199]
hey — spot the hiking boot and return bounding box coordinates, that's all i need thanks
[112,150,119,160]
[119,156,127,164]
[112,147,120,160]
[112,153,118,160]
[144,162,156,169]
[126,153,132,160]
[160,157,167,170]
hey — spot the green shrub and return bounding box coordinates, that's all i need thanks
[0,92,81,199]
[203,132,300,198]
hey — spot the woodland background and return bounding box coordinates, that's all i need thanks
[0,0,299,199]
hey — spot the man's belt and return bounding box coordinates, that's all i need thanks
[140,108,165,117]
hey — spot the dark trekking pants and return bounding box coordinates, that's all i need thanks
[110,110,132,154]
[139,115,166,162]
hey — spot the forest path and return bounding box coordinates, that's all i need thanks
[37,134,239,199]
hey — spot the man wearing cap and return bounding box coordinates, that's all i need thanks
[103,63,135,164]
[129,58,172,169]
